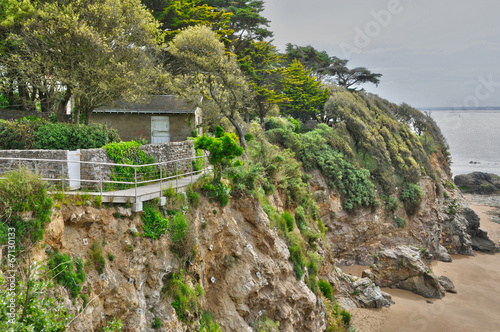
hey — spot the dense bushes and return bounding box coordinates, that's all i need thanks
[165,271,202,323]
[267,122,376,211]
[48,252,86,297]
[400,183,424,215]
[141,202,169,239]
[0,118,119,150]
[104,141,157,189]
[0,167,52,250]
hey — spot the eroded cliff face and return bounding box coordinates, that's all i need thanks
[39,196,329,331]
[33,152,497,331]
[311,151,498,267]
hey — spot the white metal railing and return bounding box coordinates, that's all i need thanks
[0,155,209,203]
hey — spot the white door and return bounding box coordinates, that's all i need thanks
[67,150,81,190]
[151,116,170,143]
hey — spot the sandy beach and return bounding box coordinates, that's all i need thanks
[350,200,500,332]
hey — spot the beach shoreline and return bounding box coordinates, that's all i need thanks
[350,196,500,332]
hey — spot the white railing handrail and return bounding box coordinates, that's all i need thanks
[0,155,204,169]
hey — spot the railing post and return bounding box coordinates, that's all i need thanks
[175,161,178,193]
[160,163,163,198]
[61,162,65,193]
[190,158,193,183]
[99,165,103,199]
[134,166,138,203]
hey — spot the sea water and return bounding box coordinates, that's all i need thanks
[429,110,500,177]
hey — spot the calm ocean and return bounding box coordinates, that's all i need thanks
[428,110,500,177]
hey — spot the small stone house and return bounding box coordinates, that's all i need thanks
[91,95,201,143]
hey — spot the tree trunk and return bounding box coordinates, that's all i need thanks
[18,83,29,111]
[226,115,248,154]
[56,87,72,123]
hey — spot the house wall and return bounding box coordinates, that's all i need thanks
[90,113,195,142]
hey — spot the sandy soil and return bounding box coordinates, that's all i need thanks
[350,201,500,332]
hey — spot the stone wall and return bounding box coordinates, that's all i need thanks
[0,149,69,183]
[0,141,196,189]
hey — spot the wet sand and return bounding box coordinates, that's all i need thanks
[351,202,500,332]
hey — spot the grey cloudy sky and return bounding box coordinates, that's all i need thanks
[263,0,500,108]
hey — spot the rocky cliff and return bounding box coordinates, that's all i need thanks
[28,149,497,331]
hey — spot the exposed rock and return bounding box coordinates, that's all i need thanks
[436,245,452,262]
[471,229,500,253]
[438,275,457,294]
[362,246,447,299]
[454,172,500,194]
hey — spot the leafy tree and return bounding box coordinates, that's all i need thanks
[168,25,252,150]
[201,0,273,53]
[280,60,329,122]
[194,126,244,183]
[0,266,72,331]
[238,41,287,127]
[329,57,382,91]
[0,0,161,122]
[284,44,382,91]
[153,0,233,43]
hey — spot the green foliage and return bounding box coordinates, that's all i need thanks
[103,318,123,332]
[395,217,407,228]
[250,315,280,332]
[280,60,329,121]
[282,211,294,232]
[448,199,458,216]
[400,183,424,215]
[0,167,52,250]
[0,273,72,331]
[199,311,221,332]
[0,118,45,149]
[186,184,200,207]
[267,122,376,211]
[195,126,244,184]
[104,141,157,189]
[169,211,193,258]
[294,206,307,232]
[33,123,117,150]
[201,182,231,207]
[318,280,334,301]
[108,252,115,262]
[152,317,161,329]
[385,196,400,213]
[166,271,201,323]
[287,232,306,279]
[48,252,86,298]
[90,241,106,274]
[141,203,169,239]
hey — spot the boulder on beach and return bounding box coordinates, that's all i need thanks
[362,245,455,299]
[454,172,500,195]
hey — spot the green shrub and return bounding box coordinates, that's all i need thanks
[340,309,351,327]
[108,252,115,262]
[166,271,201,323]
[34,123,116,150]
[282,211,294,232]
[152,317,161,329]
[170,212,188,244]
[287,233,306,279]
[318,280,334,301]
[294,206,307,232]
[104,141,157,190]
[48,252,86,297]
[103,318,123,332]
[186,184,200,207]
[141,203,169,239]
[385,196,399,212]
[395,217,407,228]
[250,316,280,332]
[0,118,45,149]
[91,241,106,274]
[199,311,221,332]
[0,167,52,250]
[201,182,230,207]
[400,183,424,215]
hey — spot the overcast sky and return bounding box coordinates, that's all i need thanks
[263,0,500,108]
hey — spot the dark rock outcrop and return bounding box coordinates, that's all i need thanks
[362,246,455,299]
[454,172,500,195]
